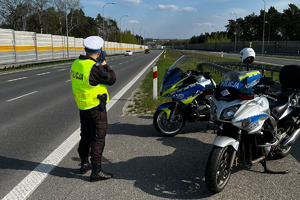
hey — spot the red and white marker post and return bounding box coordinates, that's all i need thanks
[153,66,158,100]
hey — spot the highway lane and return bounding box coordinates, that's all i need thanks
[0,50,163,198]
[188,50,300,66]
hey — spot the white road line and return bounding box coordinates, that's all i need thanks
[0,66,54,76]
[2,51,163,200]
[7,77,27,82]
[57,69,67,71]
[6,91,38,102]
[65,80,71,82]
[255,61,283,66]
[37,72,50,76]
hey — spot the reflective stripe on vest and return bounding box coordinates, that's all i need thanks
[70,59,109,110]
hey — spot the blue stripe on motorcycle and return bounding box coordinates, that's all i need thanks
[250,114,269,122]
[156,103,173,110]
[236,113,269,123]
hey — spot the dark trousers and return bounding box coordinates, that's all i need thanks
[77,106,108,166]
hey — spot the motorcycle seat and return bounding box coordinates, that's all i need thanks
[267,90,295,120]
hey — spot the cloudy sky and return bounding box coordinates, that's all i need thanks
[80,0,300,39]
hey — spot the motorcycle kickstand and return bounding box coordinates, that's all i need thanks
[206,120,209,131]
[259,159,290,174]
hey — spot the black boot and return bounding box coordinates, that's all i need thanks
[80,158,92,174]
[90,164,113,182]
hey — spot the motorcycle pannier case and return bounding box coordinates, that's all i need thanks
[279,65,300,89]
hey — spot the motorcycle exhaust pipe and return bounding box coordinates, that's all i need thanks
[282,129,300,147]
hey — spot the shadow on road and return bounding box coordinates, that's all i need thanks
[102,118,216,199]
[106,136,213,199]
[0,117,217,199]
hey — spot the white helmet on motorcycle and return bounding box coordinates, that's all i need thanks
[240,48,255,63]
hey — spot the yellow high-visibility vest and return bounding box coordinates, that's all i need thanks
[70,59,109,110]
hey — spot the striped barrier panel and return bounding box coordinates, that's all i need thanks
[0,28,148,67]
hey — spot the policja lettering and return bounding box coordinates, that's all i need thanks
[220,81,240,89]
[70,69,83,81]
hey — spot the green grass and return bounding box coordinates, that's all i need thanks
[126,51,181,115]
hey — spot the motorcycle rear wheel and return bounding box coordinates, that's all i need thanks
[153,109,186,137]
[205,146,233,193]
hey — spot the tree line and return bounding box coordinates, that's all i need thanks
[186,3,300,45]
[0,0,143,44]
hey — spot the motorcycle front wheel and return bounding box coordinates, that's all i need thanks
[153,108,186,137]
[205,146,234,193]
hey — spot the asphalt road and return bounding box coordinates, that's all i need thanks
[188,50,300,66]
[1,50,300,200]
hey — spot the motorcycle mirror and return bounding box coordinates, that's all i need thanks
[179,72,186,78]
[203,72,212,79]
[258,77,275,86]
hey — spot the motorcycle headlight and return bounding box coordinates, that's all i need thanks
[220,105,240,120]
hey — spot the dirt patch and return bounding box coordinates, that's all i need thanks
[122,87,152,116]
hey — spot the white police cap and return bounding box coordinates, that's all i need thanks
[83,36,104,53]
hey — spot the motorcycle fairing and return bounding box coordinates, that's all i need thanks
[220,70,261,88]
[161,75,188,96]
[168,82,206,104]
[210,95,241,120]
[212,93,270,133]
[239,70,261,87]
[156,102,175,120]
[231,96,270,133]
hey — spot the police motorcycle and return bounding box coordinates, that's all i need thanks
[153,55,216,137]
[204,48,300,193]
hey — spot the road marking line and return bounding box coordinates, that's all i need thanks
[57,69,67,71]
[37,72,50,76]
[65,80,71,82]
[6,91,38,102]
[255,61,283,66]
[7,77,27,82]
[2,51,163,200]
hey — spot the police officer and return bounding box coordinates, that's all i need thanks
[70,36,116,182]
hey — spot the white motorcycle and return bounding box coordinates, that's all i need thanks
[204,48,300,193]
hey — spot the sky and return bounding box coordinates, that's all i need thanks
[80,0,300,39]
